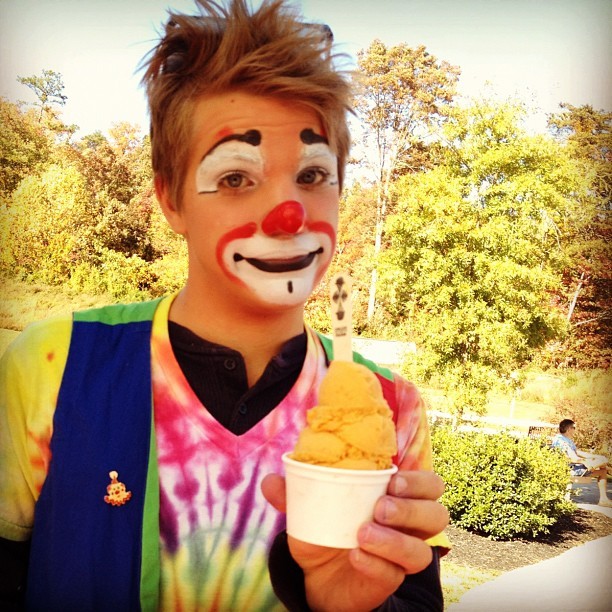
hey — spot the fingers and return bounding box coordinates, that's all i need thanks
[388,470,445,500]
[375,470,449,539]
[352,470,448,576]
[354,524,434,574]
[260,473,286,512]
[374,495,449,540]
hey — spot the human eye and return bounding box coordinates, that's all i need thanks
[297,166,331,187]
[218,171,255,190]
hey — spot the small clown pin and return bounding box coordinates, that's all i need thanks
[104,470,132,506]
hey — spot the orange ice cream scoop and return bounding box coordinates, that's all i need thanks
[292,360,397,469]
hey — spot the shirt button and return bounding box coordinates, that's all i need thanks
[238,403,248,415]
[224,358,236,371]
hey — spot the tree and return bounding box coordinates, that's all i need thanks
[305,181,380,334]
[66,124,154,260]
[379,99,589,415]
[353,41,460,321]
[548,104,611,368]
[0,98,52,199]
[1,163,92,282]
[17,69,67,122]
[16,69,77,141]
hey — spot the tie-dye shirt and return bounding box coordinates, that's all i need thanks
[0,295,435,610]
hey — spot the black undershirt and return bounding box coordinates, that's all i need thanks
[167,321,308,435]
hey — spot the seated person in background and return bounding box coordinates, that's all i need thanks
[552,419,611,507]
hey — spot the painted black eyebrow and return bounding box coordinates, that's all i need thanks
[300,128,328,145]
[201,129,262,160]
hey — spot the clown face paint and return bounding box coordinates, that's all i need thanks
[217,213,336,305]
[196,130,264,194]
[186,96,339,308]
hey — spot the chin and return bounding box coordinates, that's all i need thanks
[246,274,317,308]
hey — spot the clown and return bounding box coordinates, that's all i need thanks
[159,93,339,313]
[0,1,449,610]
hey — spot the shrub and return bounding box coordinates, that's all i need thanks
[148,252,188,297]
[432,426,573,539]
[67,249,151,301]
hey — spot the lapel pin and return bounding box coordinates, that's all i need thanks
[104,470,132,506]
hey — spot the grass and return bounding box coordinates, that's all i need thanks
[0,276,114,332]
[421,385,554,423]
[441,560,501,606]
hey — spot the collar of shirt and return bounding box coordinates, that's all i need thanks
[168,321,307,435]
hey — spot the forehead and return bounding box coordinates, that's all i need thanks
[190,92,326,151]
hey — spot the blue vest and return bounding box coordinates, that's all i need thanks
[27,300,162,611]
[26,300,396,610]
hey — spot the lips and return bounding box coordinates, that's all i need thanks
[233,247,324,273]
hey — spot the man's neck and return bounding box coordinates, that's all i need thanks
[169,286,306,387]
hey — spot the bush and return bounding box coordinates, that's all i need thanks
[432,426,573,539]
[68,248,152,301]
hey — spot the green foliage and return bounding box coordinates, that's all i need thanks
[73,123,152,207]
[547,104,612,369]
[67,248,153,301]
[354,40,460,178]
[148,251,189,297]
[0,108,189,301]
[379,99,587,414]
[2,162,93,281]
[353,40,460,321]
[17,69,67,118]
[0,98,52,198]
[432,427,573,539]
[16,70,77,140]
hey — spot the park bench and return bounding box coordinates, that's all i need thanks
[527,424,557,445]
[526,425,597,498]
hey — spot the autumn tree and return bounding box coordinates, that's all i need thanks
[0,98,52,199]
[1,162,92,282]
[548,104,611,367]
[17,69,67,122]
[305,182,379,333]
[379,99,590,415]
[68,124,154,259]
[353,41,460,321]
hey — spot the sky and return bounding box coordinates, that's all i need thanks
[0,0,610,137]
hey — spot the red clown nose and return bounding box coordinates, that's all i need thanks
[262,201,306,235]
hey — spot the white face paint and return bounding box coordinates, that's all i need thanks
[195,140,264,194]
[297,142,339,188]
[221,230,334,306]
[195,125,338,307]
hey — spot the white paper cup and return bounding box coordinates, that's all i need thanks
[282,452,398,549]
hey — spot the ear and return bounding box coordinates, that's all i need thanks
[155,175,187,236]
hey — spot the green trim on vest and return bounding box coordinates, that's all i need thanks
[140,419,161,611]
[74,298,162,325]
[315,332,394,381]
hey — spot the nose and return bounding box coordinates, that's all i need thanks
[262,200,306,236]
